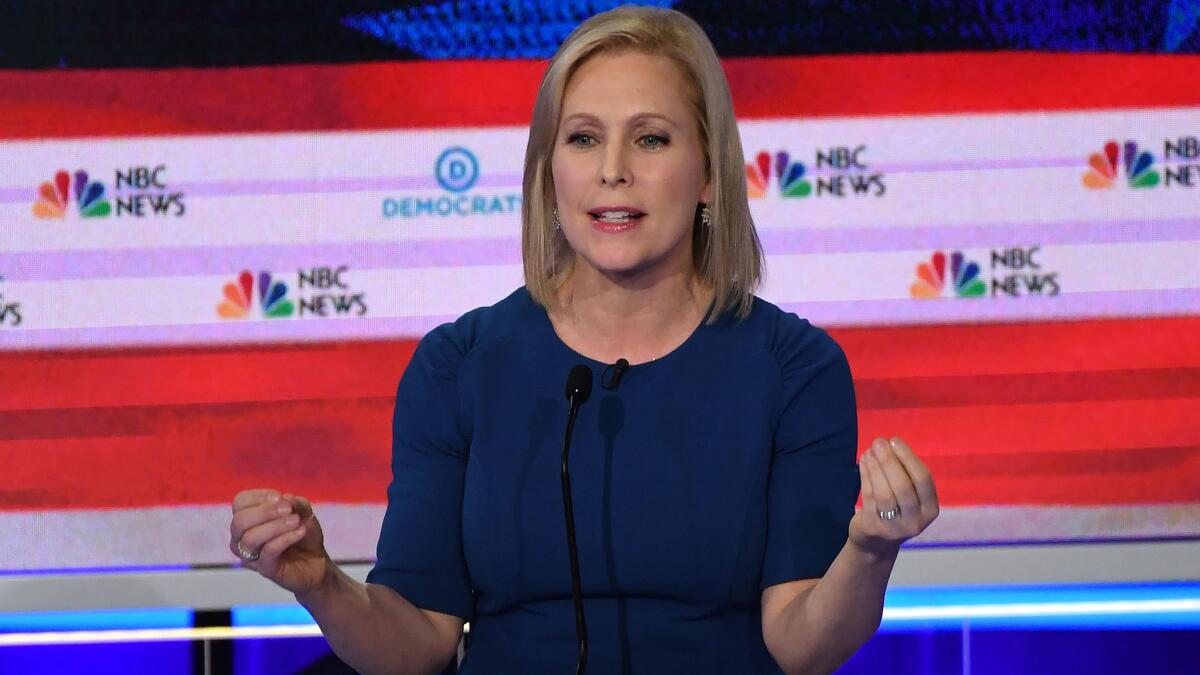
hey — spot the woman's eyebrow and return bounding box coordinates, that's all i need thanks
[628,112,677,128]
[561,112,602,127]
[560,111,678,128]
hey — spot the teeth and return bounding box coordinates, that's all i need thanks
[596,210,637,222]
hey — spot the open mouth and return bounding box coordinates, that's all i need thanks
[587,207,646,230]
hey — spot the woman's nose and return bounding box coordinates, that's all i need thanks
[600,146,631,186]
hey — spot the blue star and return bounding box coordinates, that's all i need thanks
[1165,0,1200,51]
[344,0,675,59]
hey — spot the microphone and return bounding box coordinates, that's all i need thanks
[566,364,593,407]
[600,358,630,391]
[561,364,592,675]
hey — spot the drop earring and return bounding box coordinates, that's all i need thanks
[552,207,561,230]
[700,203,712,228]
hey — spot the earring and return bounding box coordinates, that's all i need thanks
[700,203,712,228]
[552,207,561,230]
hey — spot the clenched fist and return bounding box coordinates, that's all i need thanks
[229,489,331,595]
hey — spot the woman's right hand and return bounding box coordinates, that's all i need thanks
[229,489,330,595]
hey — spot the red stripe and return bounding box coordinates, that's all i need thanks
[1,53,1197,139]
[830,317,1200,379]
[3,317,1195,411]
[0,340,417,412]
[929,445,1200,504]
[8,369,1194,436]
[3,316,1199,510]
[0,397,393,441]
[725,52,1200,121]
[1,399,1195,509]
[860,398,1200,456]
[0,399,393,509]
[854,368,1200,409]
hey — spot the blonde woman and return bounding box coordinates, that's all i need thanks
[230,6,939,674]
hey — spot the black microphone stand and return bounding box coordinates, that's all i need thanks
[561,365,592,675]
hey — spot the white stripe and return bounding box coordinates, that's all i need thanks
[1,241,1195,335]
[0,107,1191,182]
[0,625,323,646]
[1,107,1197,251]
[884,598,1200,621]
[2,264,524,331]
[0,504,1196,572]
[3,598,1198,645]
[760,240,1200,302]
[0,504,385,571]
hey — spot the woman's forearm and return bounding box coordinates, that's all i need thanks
[770,542,898,675]
[296,564,456,675]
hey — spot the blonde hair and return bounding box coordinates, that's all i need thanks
[521,5,763,322]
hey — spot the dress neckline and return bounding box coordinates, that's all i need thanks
[527,287,716,372]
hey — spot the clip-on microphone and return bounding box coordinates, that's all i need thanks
[600,358,630,391]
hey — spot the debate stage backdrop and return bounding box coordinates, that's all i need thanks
[1,1,1199,572]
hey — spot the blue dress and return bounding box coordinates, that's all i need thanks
[367,287,860,674]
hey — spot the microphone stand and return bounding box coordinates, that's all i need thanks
[561,365,592,675]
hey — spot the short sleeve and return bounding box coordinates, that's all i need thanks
[366,324,476,619]
[760,319,861,589]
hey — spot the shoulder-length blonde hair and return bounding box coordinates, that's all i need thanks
[521,5,763,323]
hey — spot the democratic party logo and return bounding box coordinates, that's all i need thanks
[33,170,112,218]
[383,146,520,219]
[746,151,811,199]
[1083,141,1160,189]
[910,251,986,299]
[435,147,479,192]
[218,271,295,319]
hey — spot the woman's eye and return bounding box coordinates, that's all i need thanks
[567,133,596,147]
[639,134,669,149]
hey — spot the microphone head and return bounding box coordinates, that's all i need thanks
[565,364,593,406]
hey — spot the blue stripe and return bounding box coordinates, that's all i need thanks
[1,583,1197,632]
[231,605,316,627]
[880,582,1200,631]
[0,608,193,633]
[0,565,192,577]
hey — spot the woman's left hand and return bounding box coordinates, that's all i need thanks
[848,436,940,560]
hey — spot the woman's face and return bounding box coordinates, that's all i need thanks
[551,50,710,284]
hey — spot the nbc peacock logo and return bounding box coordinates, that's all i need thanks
[910,251,987,299]
[746,151,811,199]
[32,170,112,218]
[217,271,295,320]
[1083,141,1161,189]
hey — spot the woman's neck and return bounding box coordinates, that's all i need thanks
[550,262,713,365]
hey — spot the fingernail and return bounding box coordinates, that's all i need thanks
[286,514,300,526]
[873,439,887,453]
[267,494,280,503]
[277,503,290,515]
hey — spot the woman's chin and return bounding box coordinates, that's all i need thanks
[586,259,665,283]
[572,242,688,282]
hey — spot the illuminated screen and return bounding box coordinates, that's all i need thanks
[1,1,1198,573]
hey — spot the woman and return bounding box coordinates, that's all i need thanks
[229,6,939,674]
